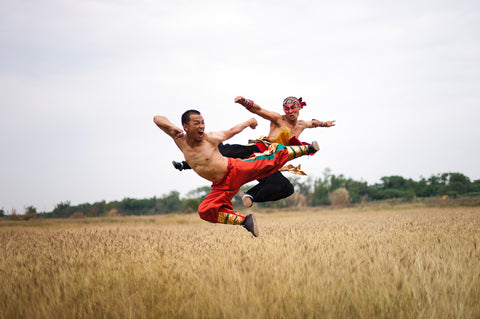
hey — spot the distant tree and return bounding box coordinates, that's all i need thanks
[329,174,347,191]
[376,188,406,199]
[446,172,470,195]
[87,205,101,217]
[122,197,156,215]
[404,188,416,201]
[39,171,479,217]
[312,177,330,206]
[182,198,200,212]
[428,174,441,185]
[289,176,313,197]
[0,209,5,217]
[414,177,429,197]
[426,174,444,197]
[469,179,480,193]
[310,168,340,206]
[186,186,211,202]
[22,206,38,220]
[381,176,406,190]
[25,206,37,214]
[87,201,107,217]
[52,201,74,218]
[345,179,369,203]
[440,173,449,185]
[162,191,183,212]
[154,191,183,214]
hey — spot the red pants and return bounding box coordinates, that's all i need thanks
[198,144,290,224]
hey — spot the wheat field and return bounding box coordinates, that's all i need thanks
[1,205,479,319]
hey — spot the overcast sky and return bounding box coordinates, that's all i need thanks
[1,0,479,213]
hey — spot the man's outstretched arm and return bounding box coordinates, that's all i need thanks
[234,96,283,123]
[308,119,336,128]
[153,115,185,139]
[215,117,258,143]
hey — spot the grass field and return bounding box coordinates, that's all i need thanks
[1,205,479,318]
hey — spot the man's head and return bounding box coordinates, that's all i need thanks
[282,96,306,121]
[181,109,205,141]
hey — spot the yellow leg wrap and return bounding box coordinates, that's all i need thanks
[217,211,245,225]
[286,145,311,160]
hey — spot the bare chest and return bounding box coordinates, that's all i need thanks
[270,120,304,138]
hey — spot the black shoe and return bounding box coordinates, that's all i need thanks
[308,141,320,154]
[243,214,259,237]
[172,161,184,171]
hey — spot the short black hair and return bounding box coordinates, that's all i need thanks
[181,110,201,125]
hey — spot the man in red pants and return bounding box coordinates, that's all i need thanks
[153,109,319,237]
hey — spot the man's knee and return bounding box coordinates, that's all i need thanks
[197,203,218,223]
[285,181,294,197]
[270,173,294,198]
[276,178,294,197]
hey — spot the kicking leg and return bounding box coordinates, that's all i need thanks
[285,141,319,160]
[237,142,319,186]
[238,142,318,206]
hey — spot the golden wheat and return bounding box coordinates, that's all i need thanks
[0,207,479,319]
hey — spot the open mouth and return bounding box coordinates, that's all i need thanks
[198,131,204,138]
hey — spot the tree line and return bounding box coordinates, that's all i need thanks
[2,170,479,219]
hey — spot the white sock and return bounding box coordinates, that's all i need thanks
[242,193,253,200]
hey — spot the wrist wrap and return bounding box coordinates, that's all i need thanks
[244,99,254,109]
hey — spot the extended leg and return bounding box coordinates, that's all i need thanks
[285,141,319,160]
[239,142,318,206]
[235,142,318,189]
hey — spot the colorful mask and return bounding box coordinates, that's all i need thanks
[283,96,307,110]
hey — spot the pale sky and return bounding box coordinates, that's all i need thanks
[1,0,479,213]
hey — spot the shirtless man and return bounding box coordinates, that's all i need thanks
[233,96,336,206]
[154,109,319,236]
[172,96,335,207]
[235,96,335,143]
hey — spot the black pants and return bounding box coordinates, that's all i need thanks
[246,171,294,202]
[181,143,294,202]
